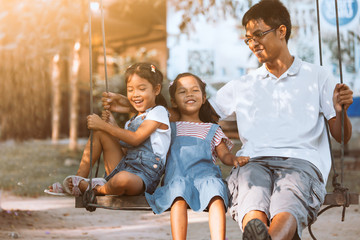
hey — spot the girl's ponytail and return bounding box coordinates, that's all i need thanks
[199,99,219,124]
[155,93,168,108]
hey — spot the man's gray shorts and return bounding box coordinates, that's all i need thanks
[227,157,326,239]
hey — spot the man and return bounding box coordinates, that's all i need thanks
[209,0,353,239]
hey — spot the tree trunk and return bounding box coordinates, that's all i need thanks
[51,54,61,144]
[69,42,81,150]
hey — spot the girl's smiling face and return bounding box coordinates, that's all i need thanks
[172,76,206,118]
[127,73,160,114]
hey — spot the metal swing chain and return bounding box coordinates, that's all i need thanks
[83,0,109,212]
[101,0,109,93]
[314,0,345,191]
[93,0,109,179]
[83,0,97,212]
[308,0,348,239]
[334,0,345,188]
[333,0,350,223]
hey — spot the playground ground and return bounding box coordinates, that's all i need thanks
[0,190,359,240]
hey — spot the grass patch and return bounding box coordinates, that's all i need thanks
[0,139,104,197]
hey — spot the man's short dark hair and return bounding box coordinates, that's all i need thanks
[242,0,292,43]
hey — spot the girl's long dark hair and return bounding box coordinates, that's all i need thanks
[169,72,220,124]
[125,62,168,108]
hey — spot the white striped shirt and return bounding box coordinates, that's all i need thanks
[175,121,233,163]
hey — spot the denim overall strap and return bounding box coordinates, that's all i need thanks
[120,108,155,155]
[170,122,177,143]
[205,124,219,143]
[159,122,177,179]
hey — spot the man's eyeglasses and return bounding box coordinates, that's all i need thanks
[244,28,277,45]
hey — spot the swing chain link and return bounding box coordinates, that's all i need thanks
[83,189,97,212]
[333,185,350,221]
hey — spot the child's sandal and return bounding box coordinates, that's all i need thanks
[63,175,89,197]
[44,182,67,196]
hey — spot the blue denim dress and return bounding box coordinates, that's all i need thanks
[105,108,165,194]
[145,122,229,214]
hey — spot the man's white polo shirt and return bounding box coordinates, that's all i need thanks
[210,56,337,182]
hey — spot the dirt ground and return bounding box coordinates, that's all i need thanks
[0,191,359,240]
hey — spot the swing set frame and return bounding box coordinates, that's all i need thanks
[76,0,359,239]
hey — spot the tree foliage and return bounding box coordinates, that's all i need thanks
[0,0,85,140]
[170,0,252,34]
[0,0,167,141]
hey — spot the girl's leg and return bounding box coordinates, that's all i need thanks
[77,130,124,176]
[94,171,144,196]
[68,130,125,193]
[208,196,226,240]
[170,197,188,240]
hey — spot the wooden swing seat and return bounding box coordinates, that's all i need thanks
[75,192,359,210]
[324,192,359,206]
[75,195,151,210]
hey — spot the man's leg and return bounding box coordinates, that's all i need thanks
[239,157,325,240]
[242,210,271,240]
[268,212,297,240]
[242,206,297,240]
[242,210,268,230]
[226,159,272,237]
[268,158,326,240]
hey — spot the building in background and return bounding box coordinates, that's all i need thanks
[166,0,360,100]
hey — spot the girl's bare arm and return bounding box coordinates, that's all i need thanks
[215,141,249,168]
[102,92,134,113]
[87,113,166,146]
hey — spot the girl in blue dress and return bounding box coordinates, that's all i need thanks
[145,73,249,240]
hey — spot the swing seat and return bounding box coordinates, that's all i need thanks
[75,193,359,211]
[323,192,359,206]
[75,195,152,210]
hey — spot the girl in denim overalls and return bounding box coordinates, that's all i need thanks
[48,63,170,196]
[146,73,249,240]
